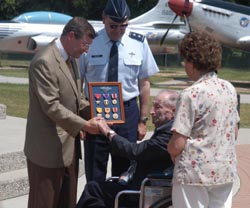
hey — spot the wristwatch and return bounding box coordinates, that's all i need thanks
[139,116,148,124]
[107,129,116,140]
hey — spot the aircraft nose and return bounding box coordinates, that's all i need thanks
[168,0,193,17]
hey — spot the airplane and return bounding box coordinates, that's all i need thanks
[0,0,186,55]
[166,0,250,52]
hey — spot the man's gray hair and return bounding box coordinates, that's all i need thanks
[158,90,179,110]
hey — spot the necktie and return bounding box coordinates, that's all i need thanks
[66,58,81,158]
[107,41,118,82]
[66,58,75,79]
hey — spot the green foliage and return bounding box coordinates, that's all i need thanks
[127,0,158,19]
[0,0,249,21]
[235,0,250,6]
[0,0,160,20]
[0,0,17,19]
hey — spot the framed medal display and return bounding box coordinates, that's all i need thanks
[88,82,125,124]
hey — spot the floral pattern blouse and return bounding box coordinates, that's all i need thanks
[172,72,240,186]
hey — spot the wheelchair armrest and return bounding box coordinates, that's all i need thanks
[147,165,174,179]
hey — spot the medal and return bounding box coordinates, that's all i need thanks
[112,107,118,113]
[102,93,109,100]
[95,93,101,100]
[111,93,117,105]
[111,93,117,99]
[113,113,118,119]
[96,107,102,114]
[104,99,109,105]
[105,108,111,114]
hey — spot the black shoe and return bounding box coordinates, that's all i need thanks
[118,161,137,185]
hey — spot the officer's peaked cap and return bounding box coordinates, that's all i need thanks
[104,0,131,23]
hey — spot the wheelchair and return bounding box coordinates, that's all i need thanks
[107,166,173,208]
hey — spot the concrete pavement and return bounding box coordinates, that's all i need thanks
[0,115,249,208]
[0,75,28,85]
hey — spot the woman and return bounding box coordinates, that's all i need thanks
[168,32,240,208]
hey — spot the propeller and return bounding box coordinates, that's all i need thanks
[160,14,178,45]
[160,0,193,45]
[183,13,192,33]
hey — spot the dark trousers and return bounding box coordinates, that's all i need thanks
[84,98,139,182]
[27,154,79,208]
[76,181,139,208]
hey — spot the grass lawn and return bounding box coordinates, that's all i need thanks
[0,83,29,118]
[0,69,28,78]
[154,66,250,83]
[0,83,249,130]
[0,65,249,129]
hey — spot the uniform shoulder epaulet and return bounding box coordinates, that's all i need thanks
[129,31,145,42]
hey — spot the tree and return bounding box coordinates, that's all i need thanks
[235,0,250,6]
[0,0,19,19]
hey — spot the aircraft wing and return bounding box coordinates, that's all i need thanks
[28,35,57,51]
[0,21,63,53]
[237,36,250,45]
[0,34,56,53]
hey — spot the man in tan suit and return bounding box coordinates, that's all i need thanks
[24,17,98,208]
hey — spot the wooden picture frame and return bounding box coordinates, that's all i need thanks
[88,82,125,124]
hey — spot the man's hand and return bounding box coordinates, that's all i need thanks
[137,122,147,141]
[97,118,112,136]
[82,117,102,135]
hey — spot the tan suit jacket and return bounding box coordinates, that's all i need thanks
[24,41,86,168]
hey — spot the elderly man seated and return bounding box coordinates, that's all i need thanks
[76,90,179,208]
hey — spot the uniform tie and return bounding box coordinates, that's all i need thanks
[107,41,118,82]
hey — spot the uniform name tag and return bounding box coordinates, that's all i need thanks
[91,54,103,58]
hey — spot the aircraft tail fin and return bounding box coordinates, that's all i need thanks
[129,0,184,26]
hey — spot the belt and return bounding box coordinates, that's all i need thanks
[123,97,137,106]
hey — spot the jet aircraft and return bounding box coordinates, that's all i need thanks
[167,0,250,52]
[0,0,185,55]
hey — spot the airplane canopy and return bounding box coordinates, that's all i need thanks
[12,11,72,24]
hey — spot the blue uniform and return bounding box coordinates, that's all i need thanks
[80,28,159,101]
[80,28,159,182]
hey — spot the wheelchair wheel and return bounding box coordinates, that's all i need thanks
[149,195,172,208]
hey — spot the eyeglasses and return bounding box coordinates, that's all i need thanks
[109,23,128,30]
[79,39,90,49]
